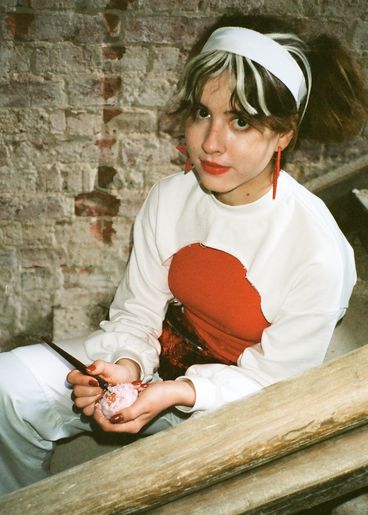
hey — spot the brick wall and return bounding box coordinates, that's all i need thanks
[1,0,367,349]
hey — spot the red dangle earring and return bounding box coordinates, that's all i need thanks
[272,146,282,200]
[176,144,192,173]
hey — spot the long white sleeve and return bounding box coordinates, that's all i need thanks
[177,257,348,413]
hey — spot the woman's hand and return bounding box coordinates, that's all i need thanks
[94,379,195,433]
[67,358,141,417]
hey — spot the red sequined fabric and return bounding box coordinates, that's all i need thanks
[158,303,234,380]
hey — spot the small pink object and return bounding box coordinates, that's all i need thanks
[99,383,138,418]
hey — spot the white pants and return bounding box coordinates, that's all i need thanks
[0,341,188,495]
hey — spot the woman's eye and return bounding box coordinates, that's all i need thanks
[233,117,249,130]
[196,107,210,119]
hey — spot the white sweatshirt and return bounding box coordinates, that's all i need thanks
[84,170,356,414]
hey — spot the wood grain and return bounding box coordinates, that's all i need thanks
[1,345,368,514]
[151,421,368,514]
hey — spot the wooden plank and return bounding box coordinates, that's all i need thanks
[1,344,368,514]
[150,422,368,514]
[304,154,368,198]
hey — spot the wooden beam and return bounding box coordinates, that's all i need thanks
[1,345,368,514]
[150,421,368,514]
[305,153,368,197]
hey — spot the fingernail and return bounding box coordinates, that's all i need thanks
[89,379,99,387]
[86,364,96,371]
[132,380,142,386]
[110,414,124,424]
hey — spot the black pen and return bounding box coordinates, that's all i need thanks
[41,336,110,390]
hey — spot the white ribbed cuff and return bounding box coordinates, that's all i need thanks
[175,375,217,413]
[112,352,145,381]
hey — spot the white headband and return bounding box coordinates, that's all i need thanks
[201,27,307,107]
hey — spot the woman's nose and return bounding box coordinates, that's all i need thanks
[201,122,226,154]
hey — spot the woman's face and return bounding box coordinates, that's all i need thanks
[185,72,293,205]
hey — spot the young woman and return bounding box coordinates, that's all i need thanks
[0,14,367,494]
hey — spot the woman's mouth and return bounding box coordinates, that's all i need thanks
[200,160,230,175]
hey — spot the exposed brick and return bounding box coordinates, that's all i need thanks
[103,108,122,123]
[98,165,117,187]
[90,219,116,244]
[95,137,116,149]
[6,13,35,40]
[103,13,120,34]
[75,190,120,217]
[107,0,135,8]
[101,77,122,101]
[102,45,125,60]
[95,136,118,165]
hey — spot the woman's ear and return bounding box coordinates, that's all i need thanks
[276,129,294,151]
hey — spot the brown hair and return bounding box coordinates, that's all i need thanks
[169,13,368,159]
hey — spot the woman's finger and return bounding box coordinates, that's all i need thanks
[85,359,108,376]
[94,404,146,434]
[67,369,97,386]
[74,393,101,408]
[73,384,102,399]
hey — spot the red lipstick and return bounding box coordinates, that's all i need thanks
[200,160,230,175]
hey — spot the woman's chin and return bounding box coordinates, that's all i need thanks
[195,170,235,193]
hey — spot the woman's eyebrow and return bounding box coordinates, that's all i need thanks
[194,101,208,110]
[195,102,247,119]
[226,108,246,117]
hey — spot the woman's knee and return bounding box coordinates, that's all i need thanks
[0,350,46,423]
